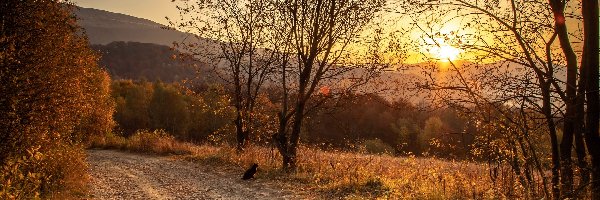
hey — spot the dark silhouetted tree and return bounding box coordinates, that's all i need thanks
[271,0,387,170]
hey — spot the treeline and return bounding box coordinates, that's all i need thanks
[92,41,214,83]
[112,80,475,159]
[110,80,232,142]
[110,80,279,144]
[306,94,475,158]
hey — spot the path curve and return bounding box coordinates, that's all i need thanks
[86,150,303,200]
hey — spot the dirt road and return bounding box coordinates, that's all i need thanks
[86,150,304,200]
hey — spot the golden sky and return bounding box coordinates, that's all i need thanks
[73,0,180,26]
[73,0,584,66]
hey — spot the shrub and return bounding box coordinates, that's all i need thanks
[88,132,127,149]
[361,139,395,155]
[89,130,193,155]
[0,148,45,199]
[0,1,114,197]
[0,145,88,199]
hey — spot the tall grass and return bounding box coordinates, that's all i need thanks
[90,131,524,199]
[88,130,193,155]
[183,145,515,199]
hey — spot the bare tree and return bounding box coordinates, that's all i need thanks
[396,0,593,198]
[547,0,582,196]
[171,0,277,151]
[581,0,599,198]
[270,0,387,170]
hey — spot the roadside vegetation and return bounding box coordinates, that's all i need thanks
[0,1,114,199]
[89,130,507,199]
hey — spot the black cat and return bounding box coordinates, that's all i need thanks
[242,163,258,180]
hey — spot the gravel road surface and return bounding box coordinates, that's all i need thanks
[87,150,304,200]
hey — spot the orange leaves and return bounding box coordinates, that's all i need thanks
[1,1,115,198]
[319,85,330,96]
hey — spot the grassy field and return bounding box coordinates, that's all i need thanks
[89,130,524,199]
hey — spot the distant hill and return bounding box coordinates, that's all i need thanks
[91,41,198,82]
[75,7,190,46]
[75,7,221,83]
[91,41,224,85]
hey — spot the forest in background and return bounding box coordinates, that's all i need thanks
[108,80,476,159]
[92,41,476,159]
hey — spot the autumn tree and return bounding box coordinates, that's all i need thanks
[397,0,596,198]
[185,85,235,142]
[75,70,116,142]
[171,0,278,151]
[0,0,114,197]
[270,0,387,170]
[148,82,190,137]
[111,80,153,136]
[110,80,235,142]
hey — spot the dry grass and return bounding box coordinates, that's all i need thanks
[182,145,515,199]
[90,132,523,199]
[88,130,193,155]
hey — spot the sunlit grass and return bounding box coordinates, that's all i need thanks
[88,130,194,155]
[183,145,509,199]
[90,133,524,199]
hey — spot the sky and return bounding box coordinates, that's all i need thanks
[70,0,458,64]
[73,0,180,25]
[71,0,585,65]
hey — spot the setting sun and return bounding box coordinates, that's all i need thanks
[429,45,461,62]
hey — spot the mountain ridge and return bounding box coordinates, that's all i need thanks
[75,7,189,46]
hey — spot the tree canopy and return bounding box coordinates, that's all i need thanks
[0,1,114,198]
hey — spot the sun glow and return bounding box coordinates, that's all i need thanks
[429,45,461,62]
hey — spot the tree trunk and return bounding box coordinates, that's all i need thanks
[541,79,561,199]
[285,98,306,171]
[560,78,575,197]
[550,0,579,196]
[281,52,313,171]
[234,98,248,152]
[560,127,574,198]
[235,112,247,152]
[275,110,293,170]
[516,134,535,194]
[582,0,599,198]
[233,64,246,152]
[575,64,589,195]
[275,119,296,171]
[509,143,529,194]
[274,55,296,171]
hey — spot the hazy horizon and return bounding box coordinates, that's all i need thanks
[73,0,180,25]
